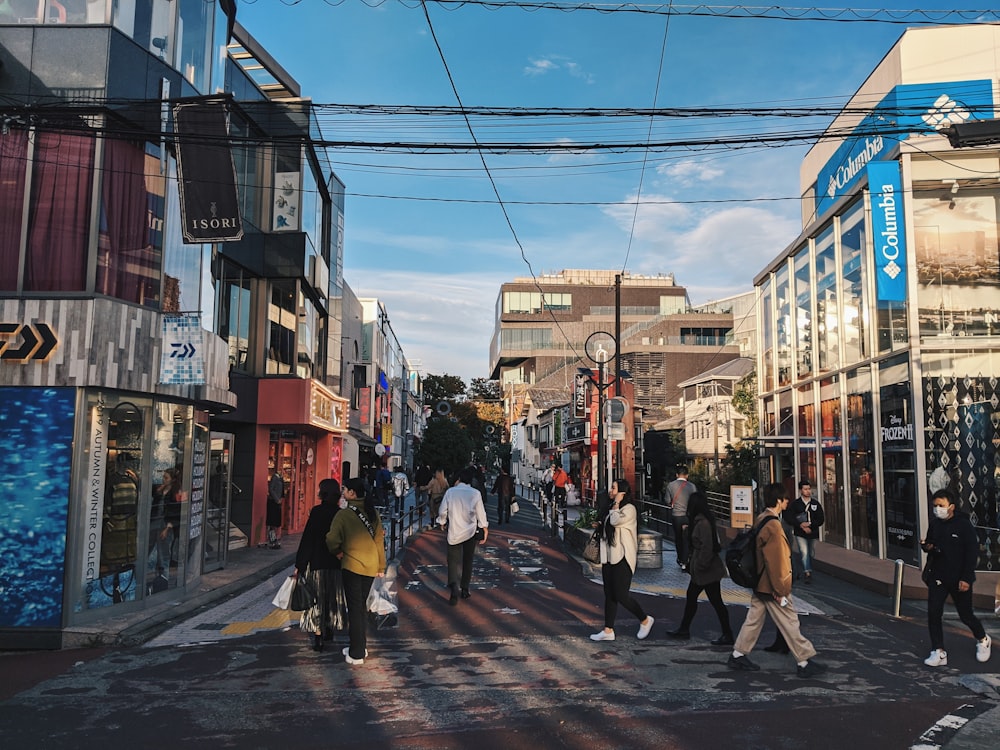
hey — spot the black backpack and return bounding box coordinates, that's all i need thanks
[725,515,779,588]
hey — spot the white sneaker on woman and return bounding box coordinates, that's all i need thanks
[637,616,654,640]
[924,649,947,667]
[976,635,992,663]
[590,630,615,641]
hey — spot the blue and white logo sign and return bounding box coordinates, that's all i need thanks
[160,314,205,385]
[814,80,994,220]
[867,161,907,304]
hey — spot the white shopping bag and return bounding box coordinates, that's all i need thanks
[366,577,398,615]
[272,575,295,609]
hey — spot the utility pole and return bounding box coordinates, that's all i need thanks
[614,273,622,481]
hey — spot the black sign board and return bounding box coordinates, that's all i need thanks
[173,102,243,243]
[565,421,588,442]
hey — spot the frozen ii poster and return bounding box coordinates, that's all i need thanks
[0,388,75,629]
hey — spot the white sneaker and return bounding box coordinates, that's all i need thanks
[976,635,992,663]
[637,616,654,640]
[924,649,948,667]
[345,654,364,665]
[342,647,368,658]
[590,630,615,641]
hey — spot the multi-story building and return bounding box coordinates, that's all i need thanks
[0,6,365,647]
[491,269,740,497]
[754,24,1000,576]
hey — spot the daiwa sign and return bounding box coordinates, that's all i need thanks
[814,80,994,220]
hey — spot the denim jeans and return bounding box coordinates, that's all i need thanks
[794,536,815,574]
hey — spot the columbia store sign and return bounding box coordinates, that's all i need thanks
[867,161,907,304]
[814,80,993,221]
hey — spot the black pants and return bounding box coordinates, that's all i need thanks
[927,579,986,650]
[601,559,646,629]
[447,536,478,593]
[342,569,374,660]
[554,486,567,506]
[672,515,688,565]
[497,494,511,524]
[678,579,732,636]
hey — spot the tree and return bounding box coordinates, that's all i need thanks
[732,368,759,436]
[416,418,473,475]
[423,374,466,406]
[468,378,501,402]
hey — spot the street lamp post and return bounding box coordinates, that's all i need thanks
[584,331,617,494]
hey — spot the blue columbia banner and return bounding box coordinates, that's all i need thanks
[815,80,994,220]
[867,161,907,304]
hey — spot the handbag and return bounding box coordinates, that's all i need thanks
[474,527,486,541]
[510,501,520,515]
[272,575,295,609]
[290,575,318,612]
[583,529,601,564]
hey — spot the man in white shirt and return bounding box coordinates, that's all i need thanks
[437,467,489,605]
[391,468,410,512]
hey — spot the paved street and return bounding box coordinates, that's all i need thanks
[2,497,999,749]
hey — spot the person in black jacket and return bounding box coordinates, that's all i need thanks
[294,478,347,651]
[783,480,824,585]
[920,489,991,667]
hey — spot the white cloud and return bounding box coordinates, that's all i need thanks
[345,269,501,382]
[601,191,692,239]
[657,159,725,185]
[523,55,593,83]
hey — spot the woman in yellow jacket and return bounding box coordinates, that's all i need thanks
[326,477,386,665]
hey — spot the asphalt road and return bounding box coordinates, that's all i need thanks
[2,499,998,750]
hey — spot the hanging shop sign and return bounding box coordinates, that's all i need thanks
[173,101,243,243]
[159,315,205,385]
[867,160,909,304]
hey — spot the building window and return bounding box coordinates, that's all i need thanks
[503,291,572,314]
[96,139,162,307]
[500,327,552,351]
[267,280,296,374]
[912,184,1000,340]
[815,225,839,372]
[793,244,812,380]
[216,259,252,372]
[0,128,28,290]
[819,376,844,546]
[846,366,876,556]
[841,200,868,364]
[760,279,774,392]
[775,262,792,387]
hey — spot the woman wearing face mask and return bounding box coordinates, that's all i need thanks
[294,478,348,651]
[920,489,991,667]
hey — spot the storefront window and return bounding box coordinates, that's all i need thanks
[815,226,840,372]
[148,403,193,595]
[819,376,845,546]
[760,278,774,392]
[163,157,211,319]
[921,349,1000,570]
[846,366,877,555]
[177,0,213,91]
[841,200,868,365]
[793,245,812,380]
[775,263,792,387]
[797,382,816,488]
[77,395,148,612]
[881,354,918,564]
[777,389,793,437]
[913,186,1000,340]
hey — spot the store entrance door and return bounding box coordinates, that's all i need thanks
[204,433,234,572]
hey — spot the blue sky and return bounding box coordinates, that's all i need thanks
[235,1,977,383]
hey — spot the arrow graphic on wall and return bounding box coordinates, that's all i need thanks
[0,323,58,361]
[170,341,196,359]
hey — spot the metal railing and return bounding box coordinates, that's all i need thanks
[380,494,430,562]
[638,489,736,539]
[517,482,567,540]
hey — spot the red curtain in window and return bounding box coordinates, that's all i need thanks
[0,129,29,290]
[25,131,94,292]
[97,138,149,303]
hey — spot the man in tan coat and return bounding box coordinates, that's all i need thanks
[727,482,827,678]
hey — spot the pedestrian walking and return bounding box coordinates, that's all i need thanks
[666,492,734,645]
[666,466,696,570]
[426,467,449,528]
[437,467,489,605]
[491,466,515,525]
[921,488,992,667]
[784,479,824,584]
[325,478,386,666]
[727,482,827,678]
[294,478,347,651]
[263,465,284,549]
[415,463,433,513]
[391,466,410,513]
[589,478,654,642]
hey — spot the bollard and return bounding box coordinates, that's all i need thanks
[892,558,905,617]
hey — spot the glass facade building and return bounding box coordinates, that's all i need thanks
[755,25,1000,572]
